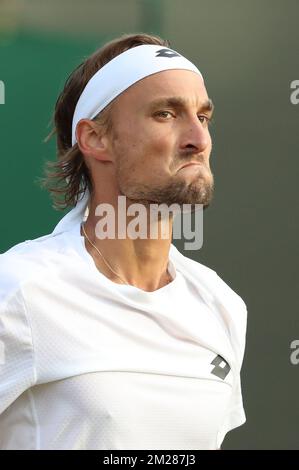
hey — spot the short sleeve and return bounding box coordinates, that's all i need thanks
[216,372,246,448]
[0,289,36,414]
[213,273,248,449]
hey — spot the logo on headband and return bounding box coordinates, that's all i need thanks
[155,48,181,58]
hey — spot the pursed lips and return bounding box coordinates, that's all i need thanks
[179,161,202,170]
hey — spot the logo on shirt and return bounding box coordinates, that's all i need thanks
[155,48,181,58]
[210,354,231,380]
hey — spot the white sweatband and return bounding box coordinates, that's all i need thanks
[71,44,203,145]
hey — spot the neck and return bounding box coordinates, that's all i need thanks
[81,196,174,292]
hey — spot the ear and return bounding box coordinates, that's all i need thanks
[75,118,112,163]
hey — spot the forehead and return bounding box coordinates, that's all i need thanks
[114,69,209,110]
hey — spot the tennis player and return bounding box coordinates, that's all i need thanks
[0,33,247,450]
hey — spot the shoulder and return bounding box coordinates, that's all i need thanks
[170,244,248,365]
[171,243,247,311]
[170,243,217,279]
[0,231,69,304]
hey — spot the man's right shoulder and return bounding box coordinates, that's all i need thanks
[0,231,68,303]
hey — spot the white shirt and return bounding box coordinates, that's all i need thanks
[0,219,247,450]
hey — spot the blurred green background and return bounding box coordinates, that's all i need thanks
[0,0,298,449]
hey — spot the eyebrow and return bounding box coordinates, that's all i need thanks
[148,96,214,114]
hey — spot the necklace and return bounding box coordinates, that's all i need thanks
[81,222,172,287]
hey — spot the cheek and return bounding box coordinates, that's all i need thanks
[140,127,175,160]
[114,120,175,175]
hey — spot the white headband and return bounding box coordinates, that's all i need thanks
[71,44,203,145]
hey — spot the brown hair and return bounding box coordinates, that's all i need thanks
[38,33,170,210]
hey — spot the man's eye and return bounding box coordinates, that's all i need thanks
[155,111,174,119]
[198,115,210,124]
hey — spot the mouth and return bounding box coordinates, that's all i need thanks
[178,161,202,171]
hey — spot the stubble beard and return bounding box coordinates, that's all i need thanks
[112,135,214,211]
[116,163,214,212]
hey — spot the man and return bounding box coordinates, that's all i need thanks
[0,33,247,450]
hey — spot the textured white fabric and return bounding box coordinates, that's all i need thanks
[0,219,247,450]
[71,44,203,145]
[52,186,90,236]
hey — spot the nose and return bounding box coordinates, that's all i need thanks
[179,116,211,154]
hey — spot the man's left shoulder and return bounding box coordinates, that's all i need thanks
[170,243,217,279]
[171,244,247,312]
